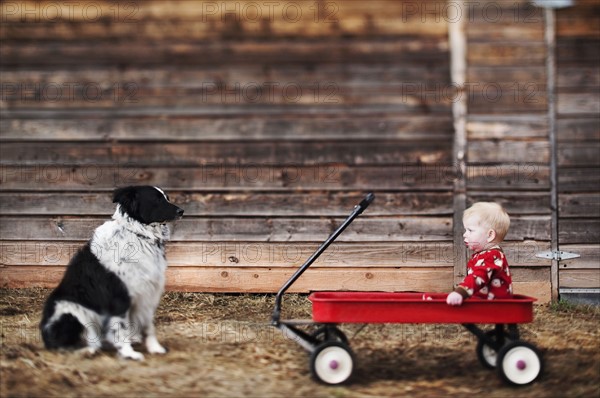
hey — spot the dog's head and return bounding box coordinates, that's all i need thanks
[113,186,184,225]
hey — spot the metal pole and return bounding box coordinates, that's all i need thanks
[449,0,468,286]
[544,7,560,302]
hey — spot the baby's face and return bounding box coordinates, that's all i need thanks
[463,215,495,252]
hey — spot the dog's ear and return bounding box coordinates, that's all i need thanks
[113,186,139,217]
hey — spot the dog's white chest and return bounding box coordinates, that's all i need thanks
[91,219,169,300]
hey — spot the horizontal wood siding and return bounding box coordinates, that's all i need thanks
[2,1,597,303]
[0,1,457,294]
[555,1,600,291]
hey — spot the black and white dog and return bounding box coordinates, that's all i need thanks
[40,186,184,360]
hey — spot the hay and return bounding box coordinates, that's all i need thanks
[1,289,598,397]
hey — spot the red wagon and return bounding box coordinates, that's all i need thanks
[271,194,543,386]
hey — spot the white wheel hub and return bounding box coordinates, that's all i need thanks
[500,345,541,385]
[313,346,353,384]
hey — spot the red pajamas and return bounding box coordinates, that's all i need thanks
[457,247,513,300]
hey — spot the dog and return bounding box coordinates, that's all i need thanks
[40,186,184,360]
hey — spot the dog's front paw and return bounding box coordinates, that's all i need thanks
[119,345,145,361]
[146,336,167,355]
[126,351,145,361]
[77,346,100,359]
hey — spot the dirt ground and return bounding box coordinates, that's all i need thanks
[1,289,598,398]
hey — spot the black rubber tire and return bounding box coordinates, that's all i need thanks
[476,330,507,369]
[311,325,349,345]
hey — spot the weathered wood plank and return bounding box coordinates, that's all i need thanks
[465,0,543,24]
[0,241,456,268]
[557,39,600,65]
[467,98,547,114]
[0,0,448,21]
[0,216,453,243]
[0,216,454,243]
[558,167,600,193]
[512,267,551,286]
[557,92,600,115]
[557,2,600,38]
[0,114,454,142]
[0,39,449,67]
[559,219,600,244]
[467,23,543,42]
[557,142,600,167]
[467,140,550,164]
[467,99,547,114]
[0,216,549,242]
[0,240,551,268]
[0,64,451,87]
[467,43,545,66]
[0,18,447,41]
[467,192,550,215]
[0,264,550,301]
[506,216,551,241]
[556,118,600,141]
[0,192,454,217]
[466,165,550,191]
[0,106,442,118]
[467,114,548,140]
[557,67,600,88]
[510,267,552,303]
[559,269,600,289]
[0,83,454,110]
[0,0,449,39]
[0,141,452,167]
[0,266,456,293]
[558,193,600,217]
[513,281,551,303]
[467,67,546,85]
[0,165,457,191]
[558,244,600,270]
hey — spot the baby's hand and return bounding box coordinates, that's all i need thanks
[446,291,464,306]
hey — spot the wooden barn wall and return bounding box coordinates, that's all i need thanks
[0,1,457,294]
[1,1,596,303]
[555,1,600,292]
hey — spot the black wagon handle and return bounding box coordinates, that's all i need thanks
[271,192,375,325]
[357,192,375,214]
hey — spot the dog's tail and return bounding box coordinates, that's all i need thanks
[41,314,85,349]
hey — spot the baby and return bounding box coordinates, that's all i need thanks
[447,202,513,306]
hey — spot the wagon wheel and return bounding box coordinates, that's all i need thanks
[311,325,349,345]
[476,330,510,369]
[310,341,355,385]
[497,341,543,386]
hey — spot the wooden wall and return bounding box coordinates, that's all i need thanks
[555,1,600,292]
[0,1,456,294]
[0,1,597,303]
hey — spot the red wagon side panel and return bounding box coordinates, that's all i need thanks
[309,292,536,324]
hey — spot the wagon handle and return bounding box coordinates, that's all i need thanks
[271,192,375,325]
[357,192,375,214]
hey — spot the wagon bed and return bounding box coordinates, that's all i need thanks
[309,292,536,324]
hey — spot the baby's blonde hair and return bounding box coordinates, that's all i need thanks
[463,202,510,242]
